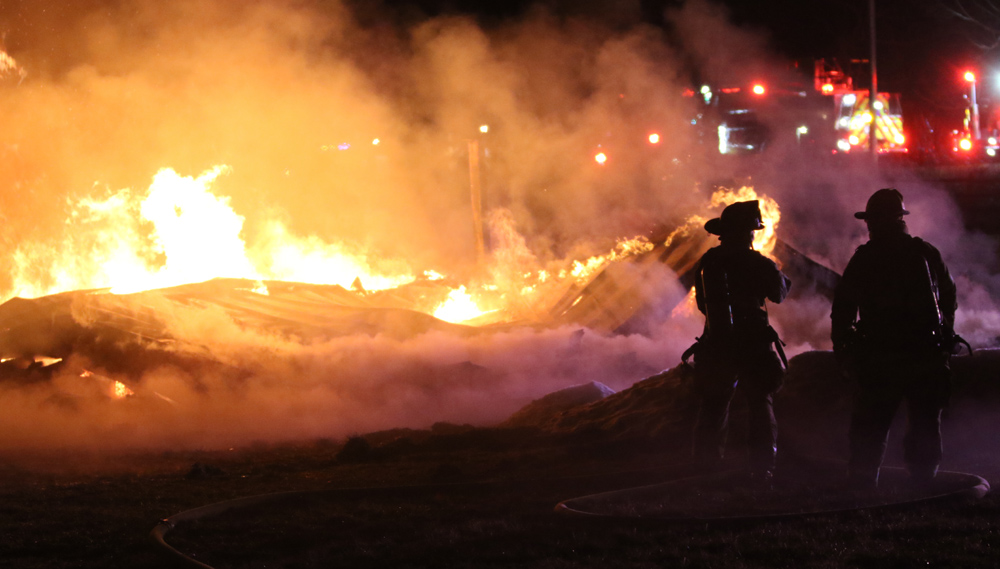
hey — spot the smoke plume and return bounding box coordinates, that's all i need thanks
[0,0,998,455]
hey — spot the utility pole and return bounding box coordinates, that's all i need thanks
[970,74,981,140]
[869,0,879,162]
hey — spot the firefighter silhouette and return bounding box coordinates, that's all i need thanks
[832,188,959,489]
[687,200,791,480]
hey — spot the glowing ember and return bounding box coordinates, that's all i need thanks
[112,381,135,399]
[80,370,135,399]
[251,281,270,296]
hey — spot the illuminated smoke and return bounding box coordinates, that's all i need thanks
[0,0,998,455]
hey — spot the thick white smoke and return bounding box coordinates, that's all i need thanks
[0,0,998,456]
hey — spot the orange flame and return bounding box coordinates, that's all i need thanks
[112,380,135,399]
[705,186,780,258]
[667,185,782,317]
[433,286,498,323]
[561,237,655,282]
[3,166,781,331]
[5,166,416,301]
[670,288,698,319]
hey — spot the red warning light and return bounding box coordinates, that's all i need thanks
[964,71,976,83]
[821,83,834,94]
[751,83,766,96]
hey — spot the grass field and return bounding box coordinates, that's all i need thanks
[3,425,999,569]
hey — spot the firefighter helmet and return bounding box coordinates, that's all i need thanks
[855,188,910,220]
[705,200,766,235]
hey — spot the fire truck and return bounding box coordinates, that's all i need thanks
[816,59,906,154]
[693,59,906,156]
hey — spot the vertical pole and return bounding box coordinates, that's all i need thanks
[971,79,981,140]
[467,139,485,266]
[869,0,879,161]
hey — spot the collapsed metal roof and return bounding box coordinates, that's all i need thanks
[0,231,839,383]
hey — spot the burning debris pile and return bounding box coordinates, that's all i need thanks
[7,0,997,456]
[0,173,834,392]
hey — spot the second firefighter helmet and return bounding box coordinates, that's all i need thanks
[855,188,910,220]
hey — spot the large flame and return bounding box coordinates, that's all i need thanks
[129,166,257,292]
[6,166,416,299]
[707,186,780,258]
[667,185,782,319]
[672,185,780,259]
[433,286,494,323]
[4,168,781,329]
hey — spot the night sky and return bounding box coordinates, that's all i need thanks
[1,0,994,132]
[366,0,994,130]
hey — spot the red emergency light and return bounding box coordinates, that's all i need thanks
[751,83,766,96]
[964,71,976,83]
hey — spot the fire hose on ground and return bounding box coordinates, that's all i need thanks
[149,456,990,568]
[149,460,713,568]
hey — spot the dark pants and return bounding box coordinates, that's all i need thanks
[849,353,950,482]
[692,346,783,473]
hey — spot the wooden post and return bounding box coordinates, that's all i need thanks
[467,139,486,266]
